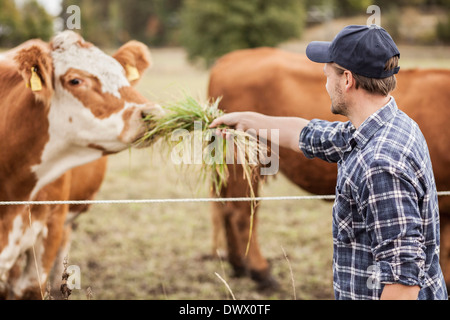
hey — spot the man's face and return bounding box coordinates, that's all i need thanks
[324,63,348,116]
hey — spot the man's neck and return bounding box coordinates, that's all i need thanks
[346,92,391,129]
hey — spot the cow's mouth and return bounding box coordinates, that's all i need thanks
[133,105,165,149]
[132,117,160,149]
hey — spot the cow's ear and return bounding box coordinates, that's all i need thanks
[113,40,152,86]
[14,44,54,105]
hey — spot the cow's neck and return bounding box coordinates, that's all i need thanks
[28,93,105,200]
[0,87,49,202]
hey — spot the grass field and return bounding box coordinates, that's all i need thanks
[61,41,450,301]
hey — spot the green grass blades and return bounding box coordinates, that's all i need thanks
[138,96,267,198]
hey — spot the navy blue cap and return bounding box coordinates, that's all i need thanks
[306,25,400,79]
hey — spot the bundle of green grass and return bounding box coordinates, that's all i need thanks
[137,95,268,196]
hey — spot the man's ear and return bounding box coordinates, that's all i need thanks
[344,70,354,91]
[113,40,152,86]
[14,44,54,105]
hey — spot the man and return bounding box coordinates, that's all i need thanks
[209,25,448,300]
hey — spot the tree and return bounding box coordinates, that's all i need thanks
[60,0,119,47]
[119,0,183,46]
[21,0,54,41]
[437,12,450,43]
[60,0,183,48]
[0,0,54,47]
[180,0,306,66]
[0,0,22,46]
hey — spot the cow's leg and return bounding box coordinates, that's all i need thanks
[12,249,43,300]
[49,223,73,298]
[212,165,278,290]
[13,203,68,300]
[40,204,70,299]
[0,206,48,299]
[211,200,227,260]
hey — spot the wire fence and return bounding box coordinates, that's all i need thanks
[1,191,450,206]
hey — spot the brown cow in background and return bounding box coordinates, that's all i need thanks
[208,47,450,290]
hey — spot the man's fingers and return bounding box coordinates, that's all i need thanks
[210,114,237,129]
[209,118,221,128]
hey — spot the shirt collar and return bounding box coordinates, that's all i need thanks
[351,97,398,149]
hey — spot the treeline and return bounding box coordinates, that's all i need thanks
[1,0,449,64]
[0,0,54,47]
[59,0,182,48]
[61,0,450,50]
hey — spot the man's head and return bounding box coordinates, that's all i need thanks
[306,25,400,116]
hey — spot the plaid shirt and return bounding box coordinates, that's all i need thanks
[299,97,448,300]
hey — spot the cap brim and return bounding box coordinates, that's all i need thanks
[306,41,333,63]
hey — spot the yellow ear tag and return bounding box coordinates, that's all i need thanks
[30,67,42,92]
[126,64,140,82]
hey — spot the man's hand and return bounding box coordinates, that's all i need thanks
[210,111,310,153]
[209,111,261,132]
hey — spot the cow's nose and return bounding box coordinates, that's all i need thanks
[141,103,165,120]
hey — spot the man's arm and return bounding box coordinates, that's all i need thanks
[209,111,310,153]
[381,284,420,300]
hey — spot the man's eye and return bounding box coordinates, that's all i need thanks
[69,79,82,85]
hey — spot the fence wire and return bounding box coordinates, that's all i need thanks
[1,191,449,206]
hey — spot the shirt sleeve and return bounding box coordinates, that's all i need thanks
[358,159,426,287]
[299,119,353,163]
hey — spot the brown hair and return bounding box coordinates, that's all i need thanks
[332,55,399,96]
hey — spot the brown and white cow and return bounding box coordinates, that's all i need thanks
[208,47,450,290]
[0,31,160,299]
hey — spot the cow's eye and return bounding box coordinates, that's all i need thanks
[69,78,82,86]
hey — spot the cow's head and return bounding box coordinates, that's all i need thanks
[13,31,163,196]
[14,31,161,155]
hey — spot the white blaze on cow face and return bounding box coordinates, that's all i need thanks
[51,31,129,98]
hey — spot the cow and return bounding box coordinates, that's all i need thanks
[208,47,450,290]
[0,30,161,299]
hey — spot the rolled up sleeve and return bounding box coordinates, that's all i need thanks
[359,160,426,287]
